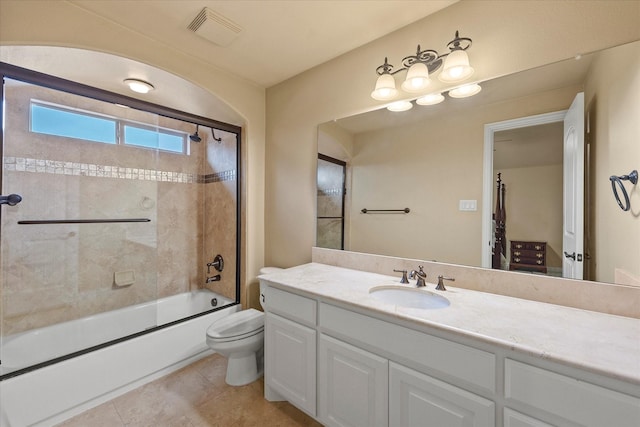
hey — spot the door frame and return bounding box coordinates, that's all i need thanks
[481,110,567,268]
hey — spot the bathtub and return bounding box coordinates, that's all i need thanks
[0,290,239,427]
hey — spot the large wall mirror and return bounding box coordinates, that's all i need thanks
[317,39,639,287]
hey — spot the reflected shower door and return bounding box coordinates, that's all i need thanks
[317,154,346,250]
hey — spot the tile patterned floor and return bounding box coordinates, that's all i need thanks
[57,354,322,426]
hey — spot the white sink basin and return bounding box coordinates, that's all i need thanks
[369,286,450,309]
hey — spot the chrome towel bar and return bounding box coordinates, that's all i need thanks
[18,218,151,225]
[361,208,410,214]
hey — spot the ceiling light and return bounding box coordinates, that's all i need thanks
[371,31,473,101]
[387,100,413,112]
[123,78,154,94]
[416,93,445,106]
[448,83,482,98]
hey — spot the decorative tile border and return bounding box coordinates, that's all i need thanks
[200,170,236,183]
[3,157,235,184]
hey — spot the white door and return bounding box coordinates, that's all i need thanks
[562,93,585,279]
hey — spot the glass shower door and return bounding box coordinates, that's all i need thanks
[317,154,346,250]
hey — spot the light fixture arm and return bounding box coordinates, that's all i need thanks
[446,30,472,52]
[374,31,472,77]
[375,57,396,75]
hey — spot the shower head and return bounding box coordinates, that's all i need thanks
[211,128,222,143]
[189,125,202,143]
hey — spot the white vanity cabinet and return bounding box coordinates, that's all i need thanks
[261,275,640,427]
[319,302,495,427]
[318,334,388,427]
[263,286,317,416]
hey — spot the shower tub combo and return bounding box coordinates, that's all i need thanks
[0,290,238,427]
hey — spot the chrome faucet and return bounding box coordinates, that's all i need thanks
[409,265,427,287]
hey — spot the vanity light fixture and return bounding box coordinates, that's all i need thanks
[387,100,413,112]
[448,83,482,98]
[123,78,155,94]
[371,31,473,101]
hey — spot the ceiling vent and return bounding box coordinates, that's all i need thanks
[188,8,243,47]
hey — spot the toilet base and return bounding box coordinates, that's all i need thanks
[225,351,264,386]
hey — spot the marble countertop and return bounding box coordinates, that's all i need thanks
[260,262,640,385]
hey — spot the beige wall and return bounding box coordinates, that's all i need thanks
[585,40,640,284]
[0,0,265,307]
[266,0,640,269]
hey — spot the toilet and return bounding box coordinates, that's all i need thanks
[205,267,282,386]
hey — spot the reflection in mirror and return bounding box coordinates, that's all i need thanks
[317,40,640,287]
[317,154,346,249]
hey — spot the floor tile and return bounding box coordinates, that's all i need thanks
[56,354,321,427]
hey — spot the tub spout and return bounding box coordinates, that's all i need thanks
[206,275,221,283]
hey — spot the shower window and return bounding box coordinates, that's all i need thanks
[30,100,189,154]
[31,101,118,144]
[122,123,187,153]
[1,62,241,378]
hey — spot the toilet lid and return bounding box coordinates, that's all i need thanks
[206,308,264,340]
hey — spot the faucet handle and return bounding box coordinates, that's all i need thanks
[393,269,409,284]
[436,275,455,291]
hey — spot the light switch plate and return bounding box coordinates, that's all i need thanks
[459,200,477,211]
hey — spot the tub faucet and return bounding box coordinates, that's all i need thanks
[206,275,221,283]
[409,266,427,287]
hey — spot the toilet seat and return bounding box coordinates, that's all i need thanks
[206,309,264,343]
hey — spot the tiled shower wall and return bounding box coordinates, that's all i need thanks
[1,81,238,336]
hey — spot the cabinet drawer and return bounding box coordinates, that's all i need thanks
[320,303,496,393]
[264,286,316,326]
[505,359,640,426]
[511,241,546,251]
[511,249,545,260]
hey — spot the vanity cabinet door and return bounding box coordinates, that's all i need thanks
[319,334,388,427]
[389,362,495,427]
[265,312,316,415]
